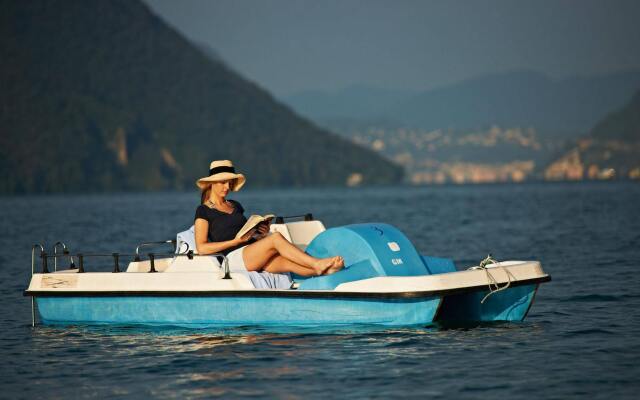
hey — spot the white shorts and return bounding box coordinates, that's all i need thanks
[226,245,247,271]
[224,244,293,289]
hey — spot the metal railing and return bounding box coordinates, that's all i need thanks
[30,243,231,279]
[134,240,176,261]
[53,242,75,272]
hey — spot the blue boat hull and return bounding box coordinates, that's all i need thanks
[36,295,442,327]
[435,284,538,324]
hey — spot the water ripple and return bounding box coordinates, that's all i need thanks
[2,184,640,399]
[563,294,622,302]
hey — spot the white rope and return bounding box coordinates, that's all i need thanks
[468,254,516,303]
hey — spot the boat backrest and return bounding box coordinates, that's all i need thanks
[269,223,293,242]
[287,220,326,246]
[270,220,326,250]
[176,226,197,254]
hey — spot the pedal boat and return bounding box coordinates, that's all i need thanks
[24,218,551,328]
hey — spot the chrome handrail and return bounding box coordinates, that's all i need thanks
[30,244,44,327]
[52,241,76,271]
[31,244,44,276]
[53,242,66,272]
[135,240,176,260]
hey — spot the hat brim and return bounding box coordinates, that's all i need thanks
[196,173,246,191]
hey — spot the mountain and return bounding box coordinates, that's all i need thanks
[283,70,640,138]
[194,41,226,65]
[590,90,640,142]
[391,70,640,136]
[0,0,402,194]
[284,85,418,120]
[544,90,640,180]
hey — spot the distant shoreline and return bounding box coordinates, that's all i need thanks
[1,179,637,198]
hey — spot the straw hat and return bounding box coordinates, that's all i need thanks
[196,160,246,191]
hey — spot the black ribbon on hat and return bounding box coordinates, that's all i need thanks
[209,166,236,175]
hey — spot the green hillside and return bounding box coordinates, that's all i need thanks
[0,0,402,193]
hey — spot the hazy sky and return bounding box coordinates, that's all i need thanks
[145,0,640,96]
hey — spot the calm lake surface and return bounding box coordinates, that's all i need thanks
[1,182,639,398]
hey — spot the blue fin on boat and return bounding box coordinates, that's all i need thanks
[298,223,432,290]
[421,256,456,274]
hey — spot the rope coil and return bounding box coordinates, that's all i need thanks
[468,254,516,303]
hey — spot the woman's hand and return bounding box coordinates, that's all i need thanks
[255,223,270,238]
[237,229,257,244]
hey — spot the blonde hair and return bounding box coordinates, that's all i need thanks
[200,179,236,204]
[200,187,210,204]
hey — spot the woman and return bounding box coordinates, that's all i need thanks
[194,160,344,276]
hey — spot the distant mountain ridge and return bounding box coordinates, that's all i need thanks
[285,85,418,120]
[544,89,640,181]
[0,0,401,194]
[308,86,640,184]
[283,70,640,138]
[590,90,640,142]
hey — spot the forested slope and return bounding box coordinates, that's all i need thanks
[0,0,402,193]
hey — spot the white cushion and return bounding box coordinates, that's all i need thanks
[176,225,197,254]
[171,225,222,271]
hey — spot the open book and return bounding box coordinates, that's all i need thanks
[235,214,275,239]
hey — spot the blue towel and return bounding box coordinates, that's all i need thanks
[243,271,293,289]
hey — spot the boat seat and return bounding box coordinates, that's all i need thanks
[164,255,221,272]
[175,220,326,255]
[166,225,292,289]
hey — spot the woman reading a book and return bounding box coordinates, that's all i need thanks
[194,160,344,276]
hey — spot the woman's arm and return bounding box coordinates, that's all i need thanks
[194,218,254,255]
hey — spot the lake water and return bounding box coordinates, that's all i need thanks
[1,182,639,398]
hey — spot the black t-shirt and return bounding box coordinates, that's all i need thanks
[194,200,252,255]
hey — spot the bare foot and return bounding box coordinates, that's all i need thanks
[326,256,345,275]
[312,257,337,275]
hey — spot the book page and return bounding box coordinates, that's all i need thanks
[235,214,275,239]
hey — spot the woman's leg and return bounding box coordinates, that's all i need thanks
[262,255,318,276]
[242,232,343,274]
